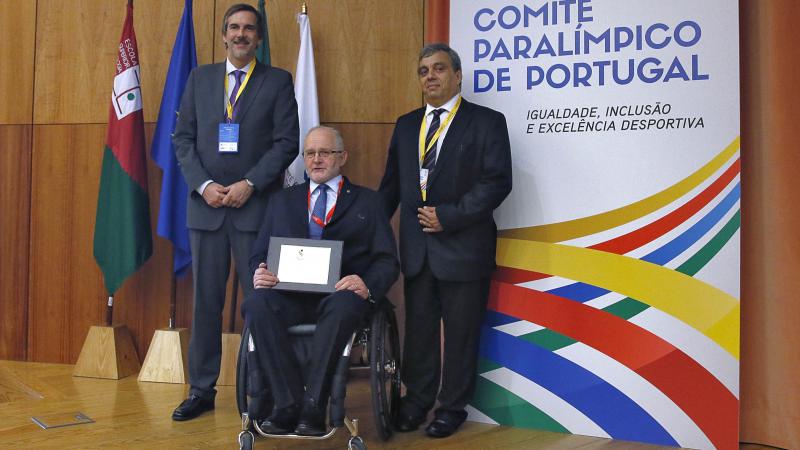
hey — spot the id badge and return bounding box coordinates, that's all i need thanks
[419,168,429,189]
[219,123,239,153]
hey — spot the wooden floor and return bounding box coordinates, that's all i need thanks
[0,360,749,449]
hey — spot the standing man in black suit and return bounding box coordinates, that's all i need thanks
[171,3,299,421]
[242,126,399,436]
[379,43,512,438]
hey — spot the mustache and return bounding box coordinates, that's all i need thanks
[233,38,250,44]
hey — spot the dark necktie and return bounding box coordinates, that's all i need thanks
[309,184,328,239]
[423,108,445,170]
[228,70,244,119]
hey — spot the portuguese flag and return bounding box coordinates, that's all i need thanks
[93,0,152,296]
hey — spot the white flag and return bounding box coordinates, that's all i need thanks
[285,12,319,186]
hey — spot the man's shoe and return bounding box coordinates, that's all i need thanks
[171,395,215,421]
[259,404,300,435]
[394,399,426,432]
[295,399,326,436]
[425,409,467,438]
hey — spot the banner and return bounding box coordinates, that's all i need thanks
[94,0,153,295]
[285,12,318,186]
[450,1,740,449]
[151,0,196,275]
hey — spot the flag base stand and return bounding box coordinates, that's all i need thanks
[74,325,140,380]
[216,332,241,386]
[137,328,190,384]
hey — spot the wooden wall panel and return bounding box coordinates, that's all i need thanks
[0,126,32,360]
[215,0,424,123]
[334,122,395,190]
[28,124,107,363]
[0,0,36,124]
[33,0,216,125]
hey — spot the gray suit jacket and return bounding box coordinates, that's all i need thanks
[173,62,299,232]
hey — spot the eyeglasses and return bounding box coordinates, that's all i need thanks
[303,149,343,159]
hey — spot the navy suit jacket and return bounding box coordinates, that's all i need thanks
[173,61,299,232]
[249,178,400,300]
[379,98,512,281]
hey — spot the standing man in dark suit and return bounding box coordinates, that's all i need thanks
[379,43,512,438]
[171,3,299,421]
[242,126,399,436]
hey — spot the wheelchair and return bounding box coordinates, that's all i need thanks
[236,299,401,450]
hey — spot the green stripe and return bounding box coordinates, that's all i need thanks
[478,357,502,374]
[519,329,576,351]
[471,375,568,433]
[94,146,153,294]
[602,297,650,319]
[677,210,741,276]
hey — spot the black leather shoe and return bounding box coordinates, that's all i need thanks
[259,404,300,435]
[425,410,467,438]
[394,400,427,432]
[295,399,326,436]
[171,394,215,421]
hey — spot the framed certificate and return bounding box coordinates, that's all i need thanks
[267,237,343,293]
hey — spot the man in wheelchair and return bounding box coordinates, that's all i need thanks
[241,126,400,436]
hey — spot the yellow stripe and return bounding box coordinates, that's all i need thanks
[497,238,740,359]
[499,137,740,243]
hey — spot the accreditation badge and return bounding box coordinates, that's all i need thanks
[218,123,240,153]
[419,168,430,190]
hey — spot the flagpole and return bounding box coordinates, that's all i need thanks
[169,271,177,329]
[227,272,239,333]
[301,2,307,14]
[106,295,114,326]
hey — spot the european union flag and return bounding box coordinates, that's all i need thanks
[151,0,196,275]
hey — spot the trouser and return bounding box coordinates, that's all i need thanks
[187,216,256,399]
[241,288,369,408]
[401,260,490,413]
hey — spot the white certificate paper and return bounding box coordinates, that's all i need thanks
[276,245,331,285]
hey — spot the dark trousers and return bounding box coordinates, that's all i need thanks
[402,261,490,414]
[188,216,256,399]
[241,288,369,409]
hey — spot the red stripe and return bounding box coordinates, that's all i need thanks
[489,281,738,450]
[590,159,741,254]
[106,107,148,190]
[492,266,549,284]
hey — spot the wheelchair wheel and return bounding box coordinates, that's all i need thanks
[369,305,401,441]
[236,328,272,423]
[235,328,250,415]
[348,435,367,450]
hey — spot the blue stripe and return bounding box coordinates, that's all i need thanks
[548,283,610,303]
[479,324,679,446]
[642,183,740,265]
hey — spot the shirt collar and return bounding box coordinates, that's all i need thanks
[226,58,255,75]
[309,175,343,194]
[425,93,460,117]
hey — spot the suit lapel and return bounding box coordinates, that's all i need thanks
[233,63,267,123]
[404,108,426,202]
[209,63,227,122]
[327,177,356,227]
[428,99,473,188]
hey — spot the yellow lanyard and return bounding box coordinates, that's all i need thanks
[224,62,256,122]
[418,96,462,165]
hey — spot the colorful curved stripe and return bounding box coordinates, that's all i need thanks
[488,283,738,450]
[480,324,680,446]
[496,238,740,357]
[499,137,740,243]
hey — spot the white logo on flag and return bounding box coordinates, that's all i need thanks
[112,65,143,120]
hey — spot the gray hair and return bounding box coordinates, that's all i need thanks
[306,125,344,152]
[419,43,462,73]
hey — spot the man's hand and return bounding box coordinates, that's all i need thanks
[418,206,443,233]
[222,180,254,208]
[202,182,229,208]
[253,262,279,289]
[335,274,369,300]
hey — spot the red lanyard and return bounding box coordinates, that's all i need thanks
[307,178,344,228]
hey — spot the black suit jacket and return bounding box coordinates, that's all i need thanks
[173,61,299,232]
[379,98,512,281]
[249,178,400,300]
